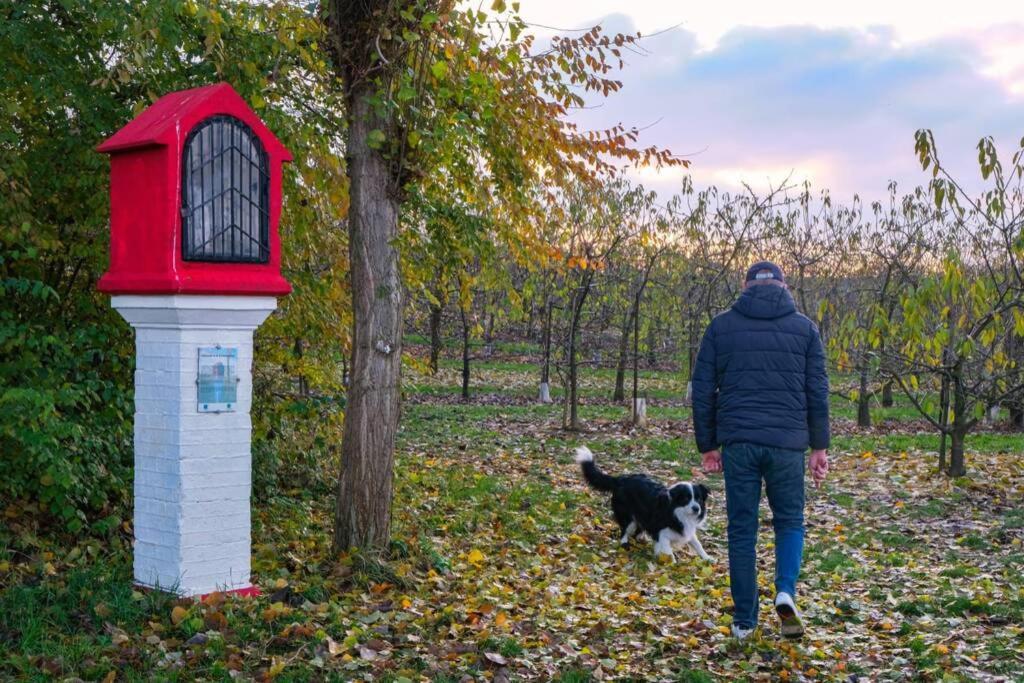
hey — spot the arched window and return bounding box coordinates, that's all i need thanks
[181,115,269,263]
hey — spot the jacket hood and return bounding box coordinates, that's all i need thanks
[732,285,797,320]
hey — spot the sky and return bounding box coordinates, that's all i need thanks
[510,1,1024,203]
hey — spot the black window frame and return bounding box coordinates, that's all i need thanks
[180,115,271,264]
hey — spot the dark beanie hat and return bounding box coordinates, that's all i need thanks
[745,261,785,284]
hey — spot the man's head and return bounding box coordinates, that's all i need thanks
[744,261,786,289]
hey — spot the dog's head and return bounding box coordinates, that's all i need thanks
[668,482,709,526]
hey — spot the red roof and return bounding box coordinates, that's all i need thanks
[96,82,291,160]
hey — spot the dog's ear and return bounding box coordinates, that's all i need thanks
[697,483,710,500]
[658,490,672,507]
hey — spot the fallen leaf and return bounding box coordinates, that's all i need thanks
[170,606,188,626]
[484,652,508,666]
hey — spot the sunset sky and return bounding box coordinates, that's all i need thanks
[511,1,1024,202]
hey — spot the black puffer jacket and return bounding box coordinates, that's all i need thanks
[691,285,830,453]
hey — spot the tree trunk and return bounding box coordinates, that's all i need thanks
[294,338,309,398]
[539,297,553,403]
[632,292,641,422]
[428,301,443,375]
[612,311,632,403]
[333,89,403,554]
[948,371,968,477]
[949,428,966,478]
[857,365,871,428]
[1010,401,1024,431]
[564,276,591,431]
[566,308,580,430]
[881,380,894,408]
[460,305,470,400]
[938,373,950,474]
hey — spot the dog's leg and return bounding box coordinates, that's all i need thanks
[688,536,712,562]
[612,499,634,546]
[619,520,637,546]
[654,530,676,563]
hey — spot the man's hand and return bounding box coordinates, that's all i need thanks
[702,449,722,474]
[809,449,829,487]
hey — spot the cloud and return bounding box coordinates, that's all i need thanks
[562,20,1024,202]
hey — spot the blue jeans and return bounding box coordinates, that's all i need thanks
[723,443,806,629]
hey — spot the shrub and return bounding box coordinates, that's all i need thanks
[0,277,133,531]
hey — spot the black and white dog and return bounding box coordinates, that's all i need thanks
[575,446,711,562]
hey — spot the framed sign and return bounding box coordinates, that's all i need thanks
[197,347,238,412]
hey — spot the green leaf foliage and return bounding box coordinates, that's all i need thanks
[0,0,347,527]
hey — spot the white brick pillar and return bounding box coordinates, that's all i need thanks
[111,295,277,596]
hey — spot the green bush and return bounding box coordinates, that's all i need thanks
[0,276,133,531]
[252,393,344,501]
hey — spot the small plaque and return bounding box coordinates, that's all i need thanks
[197,347,238,412]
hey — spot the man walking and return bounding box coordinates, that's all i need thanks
[692,261,830,639]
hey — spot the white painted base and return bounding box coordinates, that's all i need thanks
[685,381,693,405]
[633,397,648,427]
[112,295,276,596]
[538,382,552,403]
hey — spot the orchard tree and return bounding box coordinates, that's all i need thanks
[610,189,666,403]
[827,185,932,426]
[879,131,1024,476]
[553,179,641,430]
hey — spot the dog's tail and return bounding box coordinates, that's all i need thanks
[574,446,619,492]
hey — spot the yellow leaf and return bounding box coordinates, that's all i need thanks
[268,656,286,678]
[467,549,485,565]
[170,606,188,625]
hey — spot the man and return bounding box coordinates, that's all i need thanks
[692,261,830,640]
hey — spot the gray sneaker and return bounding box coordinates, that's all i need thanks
[775,592,804,638]
[730,623,755,640]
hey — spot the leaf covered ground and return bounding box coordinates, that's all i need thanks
[2,360,1024,681]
